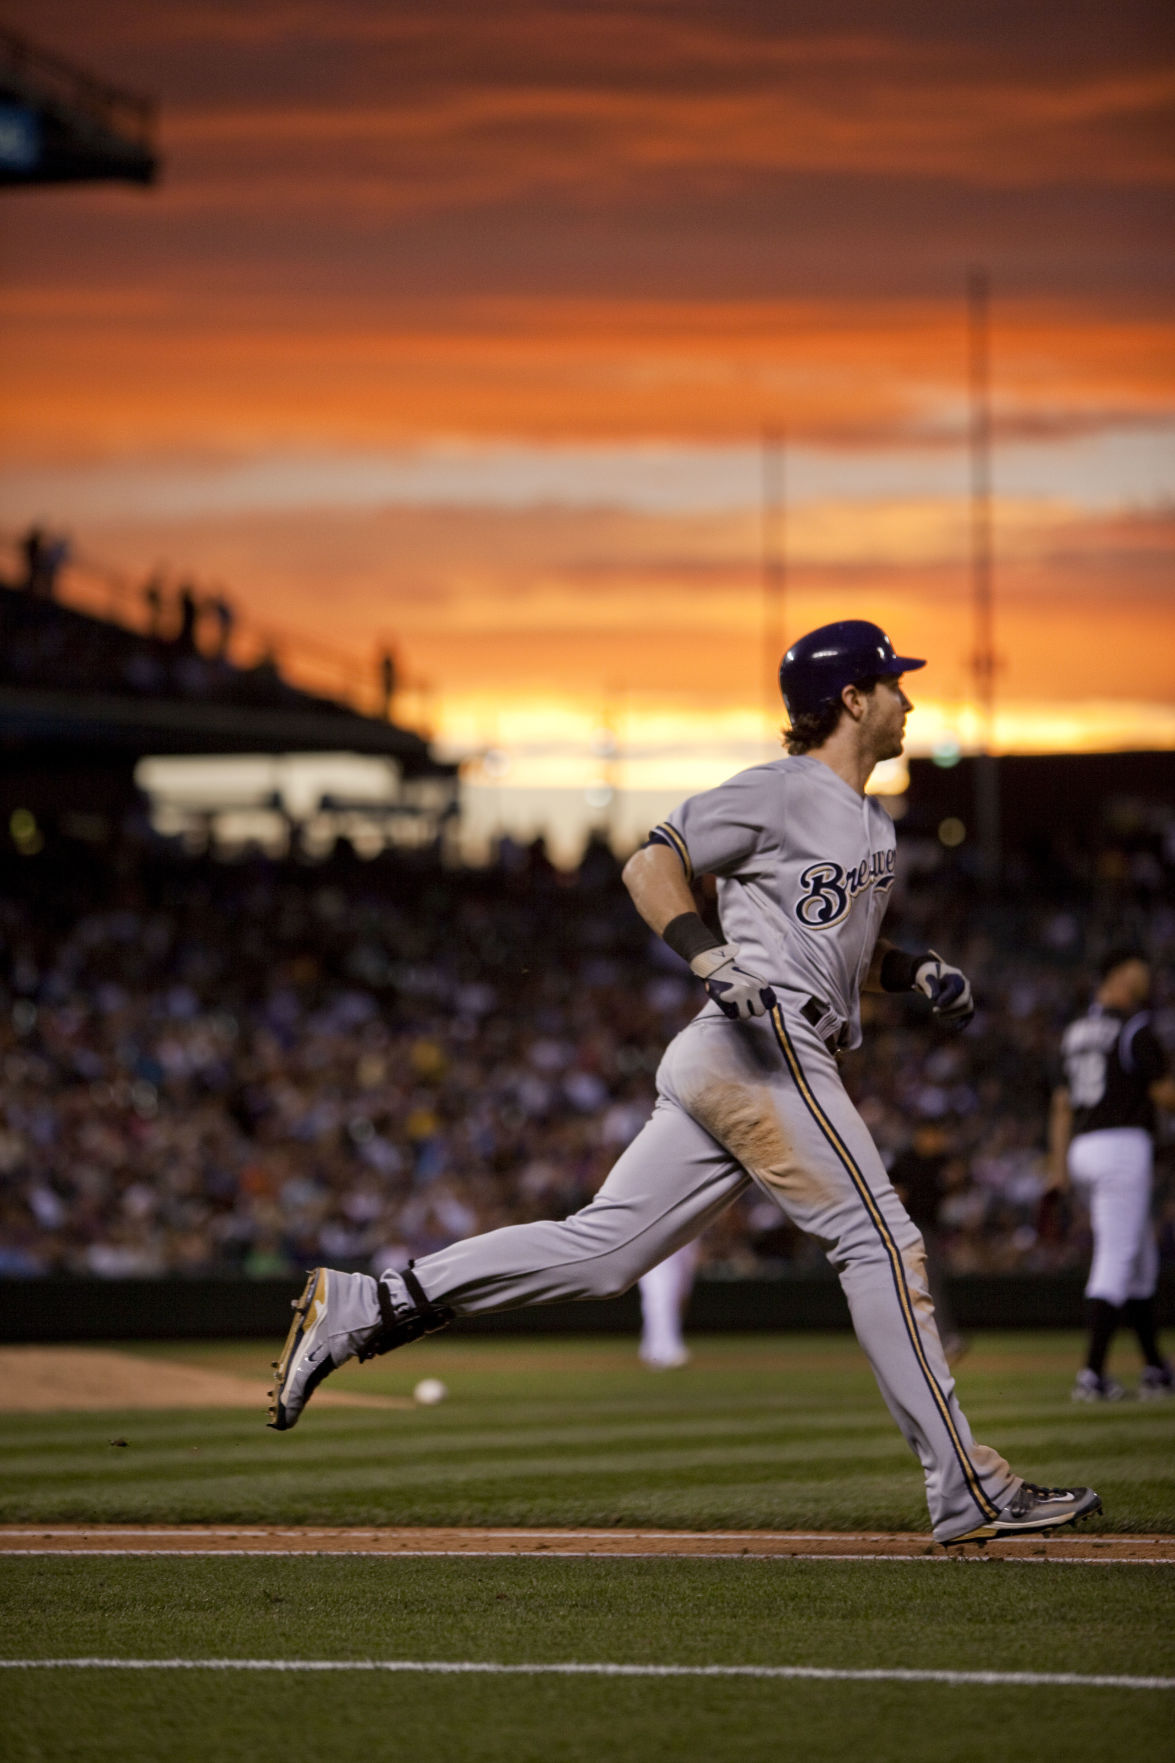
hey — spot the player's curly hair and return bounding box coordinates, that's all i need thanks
[784,675,880,755]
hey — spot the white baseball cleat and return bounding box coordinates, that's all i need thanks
[1139,1363,1174,1400]
[947,1481,1102,1544]
[1071,1368,1127,1403]
[267,1268,355,1432]
[639,1345,692,1370]
[267,1263,456,1431]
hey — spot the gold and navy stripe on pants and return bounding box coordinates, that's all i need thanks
[769,1004,1000,1524]
[648,823,693,882]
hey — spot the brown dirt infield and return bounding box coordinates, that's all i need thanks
[0,1346,412,1413]
[0,1525,1166,1562]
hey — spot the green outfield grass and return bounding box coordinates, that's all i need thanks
[2,1333,1173,1761]
[1,1332,1173,1532]
[3,1554,1174,1762]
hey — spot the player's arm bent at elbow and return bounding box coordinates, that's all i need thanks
[1046,1086,1073,1192]
[621,841,698,936]
[621,842,775,1021]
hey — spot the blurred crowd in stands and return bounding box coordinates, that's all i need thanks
[0,820,1172,1287]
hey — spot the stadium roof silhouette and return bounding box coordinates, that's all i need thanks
[0,580,455,779]
[0,25,158,187]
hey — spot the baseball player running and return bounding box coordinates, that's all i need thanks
[268,620,1100,1545]
[1048,948,1175,1401]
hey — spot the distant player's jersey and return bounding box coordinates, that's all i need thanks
[650,754,896,1049]
[1060,1004,1166,1137]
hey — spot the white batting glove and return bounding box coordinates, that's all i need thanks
[689,943,777,1021]
[913,950,974,1031]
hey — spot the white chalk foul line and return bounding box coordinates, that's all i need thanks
[1,1660,1172,1690]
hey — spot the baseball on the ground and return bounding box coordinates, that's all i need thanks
[413,1377,449,1406]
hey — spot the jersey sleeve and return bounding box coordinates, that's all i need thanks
[1123,1020,1167,1084]
[649,767,774,881]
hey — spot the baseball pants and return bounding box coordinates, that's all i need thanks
[1068,1127,1158,1305]
[638,1239,699,1364]
[391,999,1018,1541]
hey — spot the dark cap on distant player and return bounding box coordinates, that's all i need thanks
[779,620,925,720]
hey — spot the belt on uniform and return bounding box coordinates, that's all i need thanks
[800,996,848,1058]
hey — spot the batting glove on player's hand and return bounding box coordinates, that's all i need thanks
[689,943,777,1020]
[913,950,974,1031]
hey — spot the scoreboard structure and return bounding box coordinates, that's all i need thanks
[0,24,158,188]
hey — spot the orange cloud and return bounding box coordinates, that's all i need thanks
[152,55,1174,221]
[47,2,1175,201]
[2,296,1171,459]
[45,497,1175,714]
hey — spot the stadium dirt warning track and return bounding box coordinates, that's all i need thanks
[0,1526,1167,1562]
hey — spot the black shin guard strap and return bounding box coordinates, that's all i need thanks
[359,1265,454,1362]
[375,1276,397,1333]
[402,1261,453,1333]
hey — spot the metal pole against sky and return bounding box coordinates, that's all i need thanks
[761,428,786,749]
[968,269,1000,881]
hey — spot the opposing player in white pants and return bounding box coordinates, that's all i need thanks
[269,619,1101,1545]
[1048,949,1175,1401]
[639,1241,699,1368]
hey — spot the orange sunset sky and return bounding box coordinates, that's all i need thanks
[1,0,1173,839]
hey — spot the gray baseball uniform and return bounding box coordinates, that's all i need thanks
[381,754,1017,1542]
[652,754,897,1049]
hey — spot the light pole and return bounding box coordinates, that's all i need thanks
[761,427,786,751]
[968,269,1000,883]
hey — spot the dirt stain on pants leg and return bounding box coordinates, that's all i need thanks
[902,1240,938,1328]
[687,1080,829,1211]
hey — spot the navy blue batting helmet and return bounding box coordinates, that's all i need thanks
[778,620,925,721]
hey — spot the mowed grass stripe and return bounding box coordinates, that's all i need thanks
[2,1411,1168,1487]
[0,1446,1157,1504]
[0,1432,931,1491]
[0,1404,914,1463]
[2,1408,1165,1490]
[2,1400,1170,1466]
[0,1474,949,1534]
[0,1389,900,1446]
[0,1456,928,1505]
[0,1451,1160,1516]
